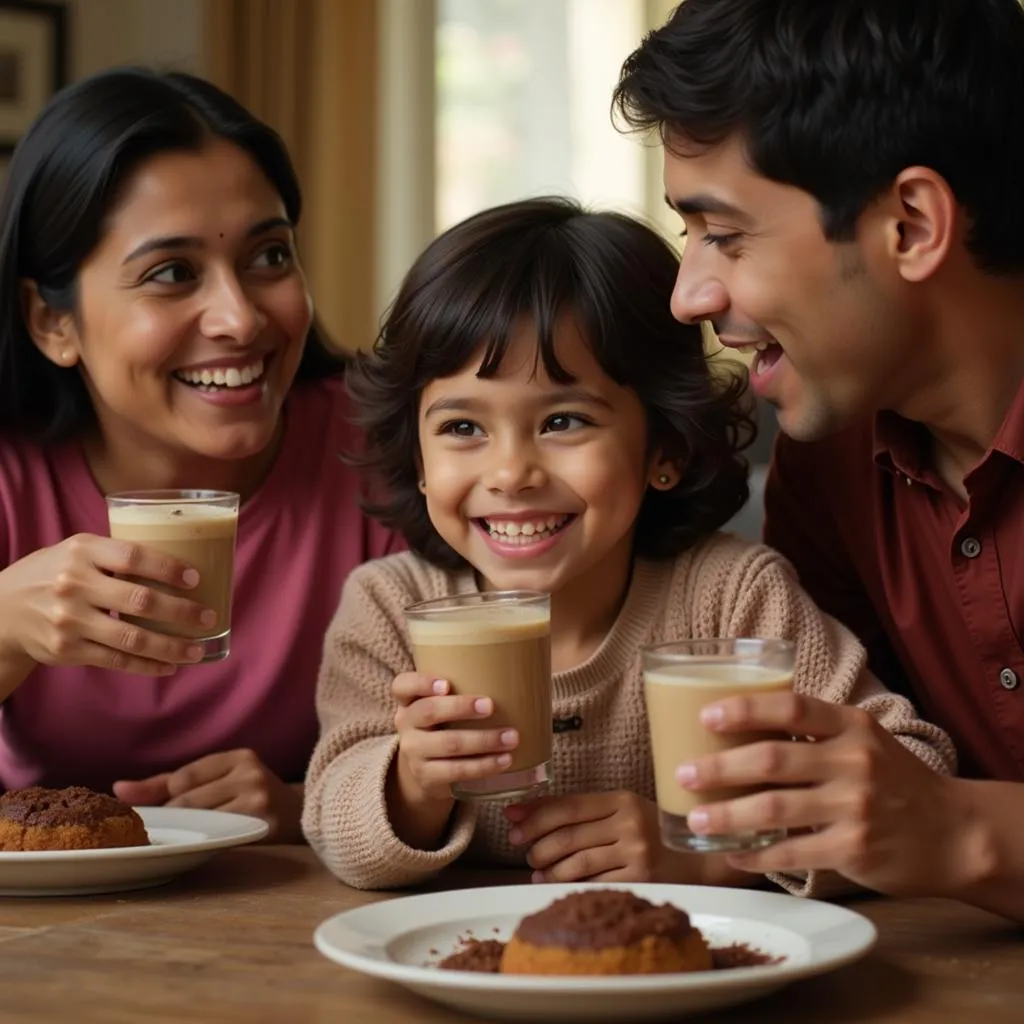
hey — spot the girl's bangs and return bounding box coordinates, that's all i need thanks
[416,238,582,386]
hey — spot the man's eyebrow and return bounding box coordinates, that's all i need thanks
[664,193,752,223]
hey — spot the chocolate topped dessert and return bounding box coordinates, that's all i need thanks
[501,890,713,976]
[0,786,150,851]
[512,890,694,950]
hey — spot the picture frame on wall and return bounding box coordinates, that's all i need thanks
[0,0,67,159]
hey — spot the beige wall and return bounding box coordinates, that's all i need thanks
[65,0,205,80]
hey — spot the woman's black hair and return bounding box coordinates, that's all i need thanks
[0,66,346,443]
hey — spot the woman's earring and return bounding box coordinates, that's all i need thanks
[418,480,426,491]
[658,473,671,486]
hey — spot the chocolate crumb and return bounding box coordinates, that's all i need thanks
[429,948,439,956]
[438,939,505,973]
[433,936,784,974]
[711,943,785,969]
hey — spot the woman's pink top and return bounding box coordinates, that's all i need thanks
[0,376,401,791]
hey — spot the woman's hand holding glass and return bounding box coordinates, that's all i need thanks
[0,534,214,679]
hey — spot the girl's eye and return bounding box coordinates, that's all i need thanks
[440,419,483,438]
[145,262,195,285]
[543,413,588,433]
[252,243,293,269]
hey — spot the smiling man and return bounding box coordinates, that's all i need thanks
[613,0,1024,921]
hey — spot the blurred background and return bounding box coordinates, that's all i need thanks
[2,0,678,351]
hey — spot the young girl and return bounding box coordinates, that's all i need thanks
[302,198,955,893]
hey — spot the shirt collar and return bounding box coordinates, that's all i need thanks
[872,411,935,486]
[873,376,1024,486]
[990,375,1024,465]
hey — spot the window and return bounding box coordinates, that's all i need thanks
[435,0,653,231]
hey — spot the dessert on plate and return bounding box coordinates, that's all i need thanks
[0,786,150,851]
[500,889,713,976]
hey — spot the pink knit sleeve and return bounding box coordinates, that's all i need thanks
[301,559,477,889]
[689,537,957,898]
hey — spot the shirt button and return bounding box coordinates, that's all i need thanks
[1000,668,1019,691]
[960,537,982,559]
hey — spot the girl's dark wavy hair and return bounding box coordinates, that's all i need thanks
[347,196,755,570]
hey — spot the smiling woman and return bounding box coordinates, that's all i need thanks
[0,68,401,839]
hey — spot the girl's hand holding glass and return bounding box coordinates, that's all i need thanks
[391,672,519,801]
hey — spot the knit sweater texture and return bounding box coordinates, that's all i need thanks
[303,534,956,894]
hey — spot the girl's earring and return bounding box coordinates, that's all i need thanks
[418,480,426,492]
[657,473,671,486]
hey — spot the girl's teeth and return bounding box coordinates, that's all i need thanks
[485,516,569,542]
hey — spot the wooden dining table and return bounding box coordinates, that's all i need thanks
[0,845,1019,1023]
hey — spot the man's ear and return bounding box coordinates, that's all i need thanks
[20,279,80,367]
[882,166,958,284]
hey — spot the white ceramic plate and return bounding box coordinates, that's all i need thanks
[0,806,268,896]
[314,882,877,1022]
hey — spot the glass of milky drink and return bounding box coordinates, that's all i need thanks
[642,638,795,853]
[105,490,240,663]
[404,591,552,800]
